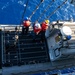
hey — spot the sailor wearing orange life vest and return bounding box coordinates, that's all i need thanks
[33,21,41,42]
[34,21,41,35]
[22,17,31,34]
[41,20,49,42]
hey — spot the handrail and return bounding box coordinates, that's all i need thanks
[0,25,22,27]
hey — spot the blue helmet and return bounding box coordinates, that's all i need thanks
[24,17,29,21]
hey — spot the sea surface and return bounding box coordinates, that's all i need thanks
[0,0,75,74]
[0,0,75,25]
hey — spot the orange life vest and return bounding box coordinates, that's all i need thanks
[41,22,48,31]
[23,20,31,27]
[34,23,41,34]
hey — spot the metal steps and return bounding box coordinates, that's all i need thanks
[3,30,50,66]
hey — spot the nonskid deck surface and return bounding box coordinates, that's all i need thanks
[3,30,50,67]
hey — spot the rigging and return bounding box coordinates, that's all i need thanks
[37,0,55,22]
[20,0,30,25]
[29,0,44,19]
[46,0,68,20]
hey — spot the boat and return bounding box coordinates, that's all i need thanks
[0,20,75,75]
[0,0,75,75]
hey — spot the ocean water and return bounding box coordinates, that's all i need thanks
[0,0,75,74]
[0,0,75,25]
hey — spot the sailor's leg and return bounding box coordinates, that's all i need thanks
[22,27,24,34]
[33,33,37,42]
[25,27,29,34]
[22,27,25,34]
[41,31,45,42]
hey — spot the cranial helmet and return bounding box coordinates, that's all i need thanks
[35,22,41,29]
[24,17,29,21]
[45,20,50,24]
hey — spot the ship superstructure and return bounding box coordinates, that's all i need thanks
[0,20,75,75]
[0,0,75,75]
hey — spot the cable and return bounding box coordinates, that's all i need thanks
[70,0,73,4]
[20,0,30,25]
[29,0,44,19]
[18,0,30,32]
[17,0,30,52]
[46,0,68,20]
[37,0,55,21]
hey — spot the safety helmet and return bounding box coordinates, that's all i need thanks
[35,22,41,29]
[45,20,50,24]
[24,17,29,21]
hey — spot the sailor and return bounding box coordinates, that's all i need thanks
[33,21,41,42]
[34,21,41,35]
[22,17,31,35]
[41,20,49,42]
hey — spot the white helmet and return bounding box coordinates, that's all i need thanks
[35,22,41,29]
